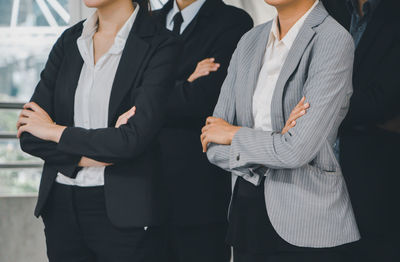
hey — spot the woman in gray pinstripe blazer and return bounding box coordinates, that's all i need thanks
[201,0,360,261]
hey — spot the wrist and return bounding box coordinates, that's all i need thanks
[229,126,241,144]
[50,125,67,143]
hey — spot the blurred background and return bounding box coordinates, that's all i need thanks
[0,1,275,261]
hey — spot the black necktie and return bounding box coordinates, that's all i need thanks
[172,12,184,35]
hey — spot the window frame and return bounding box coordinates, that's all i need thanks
[0,0,85,196]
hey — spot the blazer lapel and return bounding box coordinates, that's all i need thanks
[62,25,84,126]
[271,3,327,131]
[243,23,271,128]
[107,9,153,126]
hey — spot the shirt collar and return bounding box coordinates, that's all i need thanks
[79,3,139,55]
[269,0,319,49]
[347,0,381,18]
[167,0,207,30]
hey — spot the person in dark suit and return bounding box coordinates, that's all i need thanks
[322,0,400,260]
[17,0,180,261]
[151,1,253,261]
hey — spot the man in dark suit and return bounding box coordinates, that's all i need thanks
[323,0,400,260]
[154,0,253,261]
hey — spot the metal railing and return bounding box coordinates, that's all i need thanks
[0,102,43,169]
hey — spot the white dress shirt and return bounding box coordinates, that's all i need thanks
[56,5,140,187]
[166,0,206,34]
[252,0,319,132]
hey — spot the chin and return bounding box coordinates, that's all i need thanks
[83,0,113,8]
[265,0,294,7]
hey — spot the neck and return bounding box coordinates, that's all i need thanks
[176,0,197,11]
[358,0,368,17]
[276,0,315,40]
[97,0,134,35]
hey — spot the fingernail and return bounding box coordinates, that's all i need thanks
[301,110,305,114]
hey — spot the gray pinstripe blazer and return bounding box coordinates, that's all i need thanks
[207,2,360,248]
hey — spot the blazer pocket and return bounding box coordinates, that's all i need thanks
[307,163,340,178]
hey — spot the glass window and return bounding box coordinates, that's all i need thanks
[0,168,42,196]
[0,0,71,196]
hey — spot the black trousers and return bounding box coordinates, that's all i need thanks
[165,223,231,262]
[346,236,400,262]
[233,248,348,262]
[42,183,165,262]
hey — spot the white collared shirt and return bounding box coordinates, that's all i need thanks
[56,5,140,187]
[252,0,319,132]
[166,0,206,34]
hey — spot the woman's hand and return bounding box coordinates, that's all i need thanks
[201,117,241,152]
[188,58,220,83]
[78,106,137,167]
[281,96,309,134]
[115,106,136,128]
[17,102,66,142]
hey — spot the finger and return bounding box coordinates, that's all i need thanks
[24,102,42,113]
[296,96,306,107]
[116,116,129,128]
[199,66,219,74]
[196,71,210,78]
[16,113,28,129]
[204,58,215,63]
[282,120,296,135]
[127,107,136,118]
[201,124,212,133]
[17,125,27,138]
[199,58,214,65]
[198,62,220,70]
[288,110,306,123]
[292,97,306,112]
[201,134,208,152]
[206,117,217,125]
[17,116,29,126]
[20,109,34,118]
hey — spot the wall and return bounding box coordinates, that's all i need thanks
[224,0,276,25]
[0,197,46,262]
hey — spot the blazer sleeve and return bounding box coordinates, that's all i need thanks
[56,37,180,163]
[166,20,253,120]
[205,39,260,181]
[205,44,238,171]
[19,30,82,177]
[228,30,355,170]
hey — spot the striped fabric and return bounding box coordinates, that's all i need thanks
[207,2,360,248]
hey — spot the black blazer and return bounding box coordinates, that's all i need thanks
[154,0,253,225]
[20,7,181,228]
[323,0,400,236]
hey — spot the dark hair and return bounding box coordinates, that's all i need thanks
[135,0,151,11]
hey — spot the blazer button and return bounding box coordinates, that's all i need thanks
[236,154,240,161]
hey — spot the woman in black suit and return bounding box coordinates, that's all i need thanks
[17,0,180,261]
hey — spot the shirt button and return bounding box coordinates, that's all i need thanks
[236,154,240,161]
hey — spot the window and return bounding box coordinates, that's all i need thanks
[0,0,72,196]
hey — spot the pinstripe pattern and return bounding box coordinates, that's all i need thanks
[207,2,360,248]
